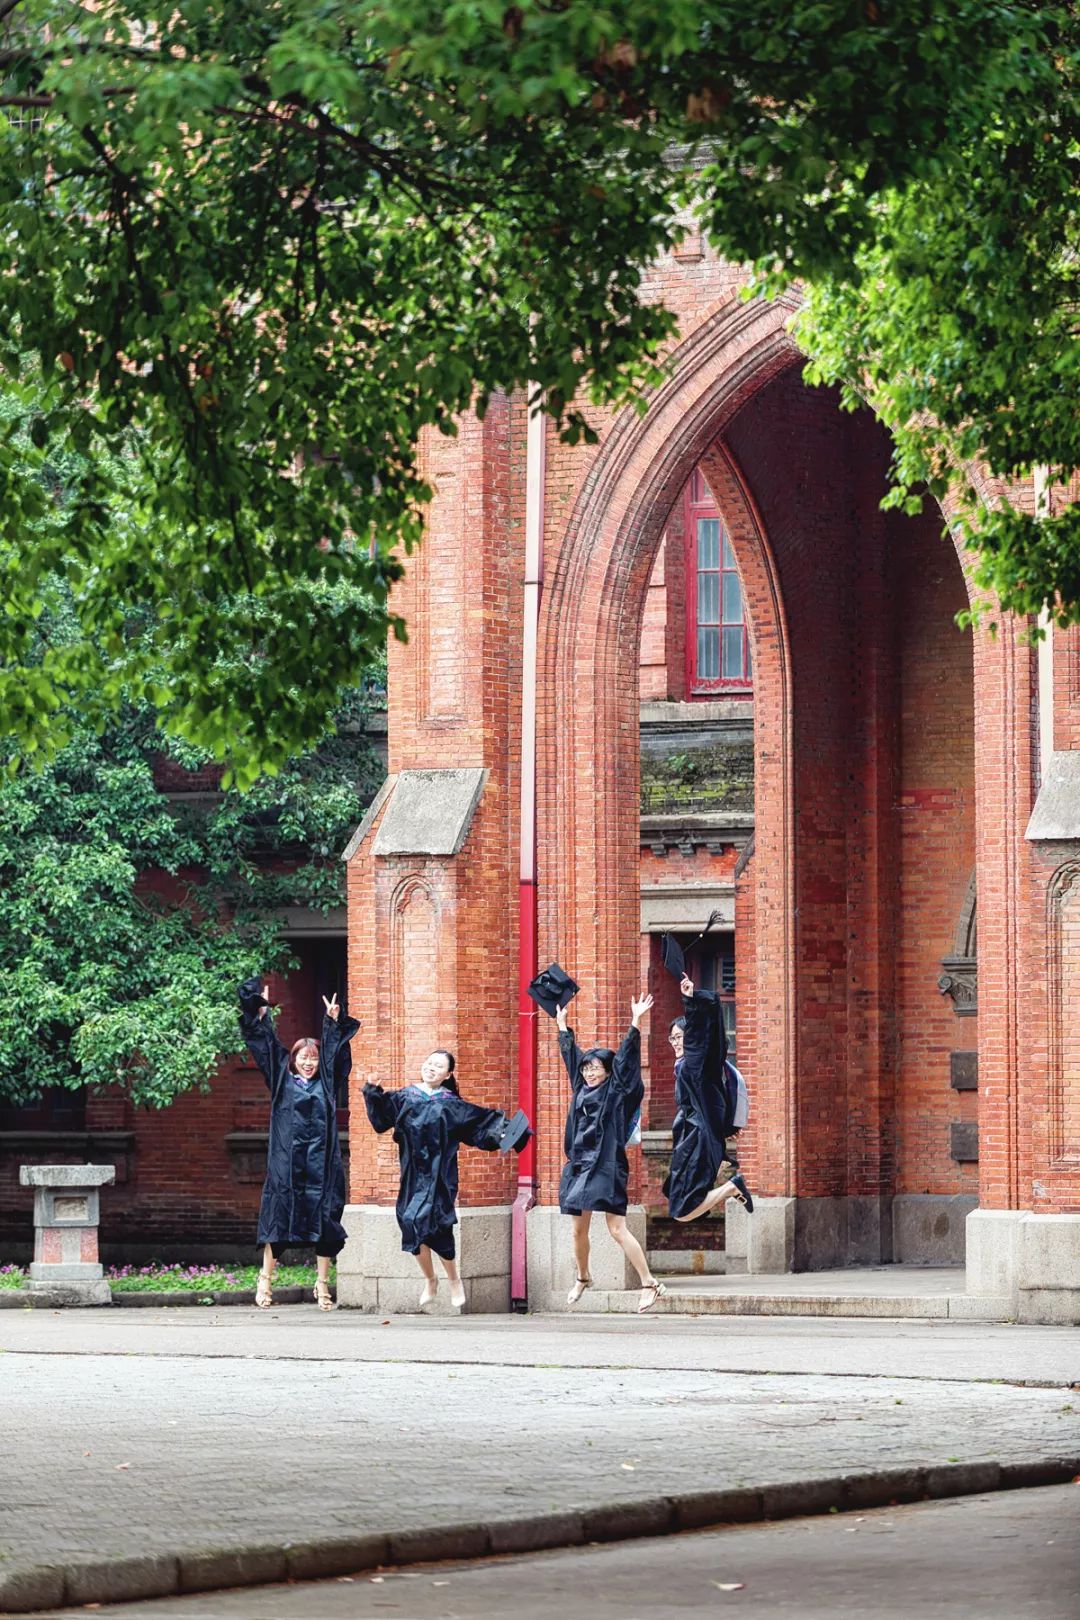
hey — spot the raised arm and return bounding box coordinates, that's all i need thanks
[318,996,361,1094]
[237,979,289,1096]
[610,1024,644,1103]
[680,987,728,1075]
[607,991,650,1100]
[557,1024,584,1089]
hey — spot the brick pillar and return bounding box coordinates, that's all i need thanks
[339,395,526,1312]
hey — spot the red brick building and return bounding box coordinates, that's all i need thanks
[340,258,1080,1323]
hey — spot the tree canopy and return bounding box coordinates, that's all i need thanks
[0,595,383,1107]
[0,2,1076,776]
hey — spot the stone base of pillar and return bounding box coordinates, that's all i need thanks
[892,1194,978,1265]
[524,1204,648,1311]
[726,1195,906,1273]
[24,1278,112,1306]
[337,1204,512,1313]
[724,1197,795,1273]
[967,1208,1080,1324]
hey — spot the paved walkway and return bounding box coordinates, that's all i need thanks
[2,1306,1076,1383]
[1,1311,1078,1613]
[39,1487,1080,1619]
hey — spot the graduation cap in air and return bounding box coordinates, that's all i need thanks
[498,1108,533,1154]
[659,910,726,980]
[660,934,685,981]
[526,962,579,1018]
[238,975,271,1015]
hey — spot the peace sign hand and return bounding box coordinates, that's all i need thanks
[322,993,341,1022]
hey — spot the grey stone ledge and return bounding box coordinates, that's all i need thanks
[19,1162,116,1187]
[1026,750,1080,840]
[373,767,487,857]
[640,810,754,833]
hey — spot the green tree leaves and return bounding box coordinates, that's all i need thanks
[0,666,383,1108]
[0,2,1076,767]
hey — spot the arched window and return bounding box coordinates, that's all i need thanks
[684,469,752,694]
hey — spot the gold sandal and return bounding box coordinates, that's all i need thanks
[313,1279,335,1312]
[255,1270,274,1309]
[638,1280,668,1314]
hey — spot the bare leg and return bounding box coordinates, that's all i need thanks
[674,1181,739,1223]
[256,1244,276,1308]
[416,1245,438,1307]
[314,1253,335,1310]
[604,1213,654,1287]
[563,1212,592,1304]
[441,1254,466,1310]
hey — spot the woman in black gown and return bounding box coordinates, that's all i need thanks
[239,977,358,1310]
[664,973,753,1222]
[363,1051,528,1310]
[556,991,668,1313]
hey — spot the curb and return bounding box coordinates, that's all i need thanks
[0,1287,326,1310]
[2,1453,1077,1614]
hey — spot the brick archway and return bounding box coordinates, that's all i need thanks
[337,261,1080,1308]
[535,294,802,1197]
[534,291,991,1242]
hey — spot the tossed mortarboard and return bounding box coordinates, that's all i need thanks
[660,934,685,980]
[659,910,726,980]
[238,975,271,1014]
[526,962,579,1018]
[498,1109,533,1154]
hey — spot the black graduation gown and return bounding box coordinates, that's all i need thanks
[241,1004,359,1253]
[557,1025,644,1217]
[363,1084,512,1260]
[662,989,735,1219]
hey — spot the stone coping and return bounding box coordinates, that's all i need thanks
[18,1163,116,1187]
[0,1285,322,1310]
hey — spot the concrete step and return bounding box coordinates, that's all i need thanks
[579,1268,1015,1321]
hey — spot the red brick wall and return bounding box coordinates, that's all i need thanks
[893,514,977,1194]
[349,245,1059,1234]
[639,540,668,701]
[347,395,525,1212]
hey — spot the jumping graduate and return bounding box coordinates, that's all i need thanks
[664,973,753,1222]
[363,1052,530,1310]
[238,976,359,1311]
[556,991,668,1314]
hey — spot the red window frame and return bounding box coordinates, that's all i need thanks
[683,468,752,695]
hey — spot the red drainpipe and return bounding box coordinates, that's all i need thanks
[511,390,546,1311]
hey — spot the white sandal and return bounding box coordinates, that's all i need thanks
[313,1280,335,1312]
[567,1275,591,1305]
[255,1270,274,1310]
[638,1280,668,1314]
[419,1278,438,1308]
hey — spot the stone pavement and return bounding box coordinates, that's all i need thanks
[1,1310,1078,1613]
[37,1486,1080,1619]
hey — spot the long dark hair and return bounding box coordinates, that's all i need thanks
[430,1049,459,1095]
